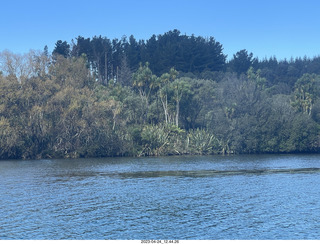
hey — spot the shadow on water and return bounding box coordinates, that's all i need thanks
[50,168,320,181]
[115,167,320,179]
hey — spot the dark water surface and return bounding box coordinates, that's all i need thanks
[1,154,320,239]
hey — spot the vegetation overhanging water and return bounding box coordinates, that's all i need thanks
[1,30,320,160]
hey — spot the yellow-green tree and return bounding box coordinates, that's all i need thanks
[132,62,158,123]
[293,73,320,116]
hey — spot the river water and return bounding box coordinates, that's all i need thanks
[1,154,320,240]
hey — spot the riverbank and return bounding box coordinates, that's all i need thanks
[1,52,320,160]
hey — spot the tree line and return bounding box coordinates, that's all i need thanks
[1,30,320,159]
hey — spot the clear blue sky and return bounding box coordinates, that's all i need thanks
[1,0,320,60]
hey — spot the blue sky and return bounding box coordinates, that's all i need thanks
[1,0,320,60]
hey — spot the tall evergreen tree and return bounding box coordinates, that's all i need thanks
[52,40,70,58]
[228,49,254,75]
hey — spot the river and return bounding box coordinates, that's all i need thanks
[1,154,320,239]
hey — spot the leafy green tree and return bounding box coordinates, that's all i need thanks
[170,78,191,127]
[179,78,216,129]
[132,62,158,123]
[292,73,320,116]
[158,68,178,124]
[49,55,93,88]
[247,67,266,89]
[0,117,20,158]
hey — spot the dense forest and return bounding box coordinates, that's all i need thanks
[1,29,320,159]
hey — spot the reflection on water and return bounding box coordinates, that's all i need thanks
[117,167,320,178]
[50,167,320,180]
[0,154,320,239]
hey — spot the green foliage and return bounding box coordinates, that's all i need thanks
[292,73,320,115]
[132,62,158,123]
[132,62,158,93]
[228,49,254,75]
[52,40,70,58]
[140,124,170,156]
[1,32,320,159]
[187,129,220,155]
[0,117,20,158]
[131,124,185,156]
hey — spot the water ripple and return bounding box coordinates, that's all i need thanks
[1,155,320,239]
[117,167,320,178]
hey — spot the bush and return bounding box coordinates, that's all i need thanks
[187,129,221,155]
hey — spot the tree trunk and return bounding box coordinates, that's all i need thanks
[176,99,179,127]
[104,52,108,85]
[160,94,168,124]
